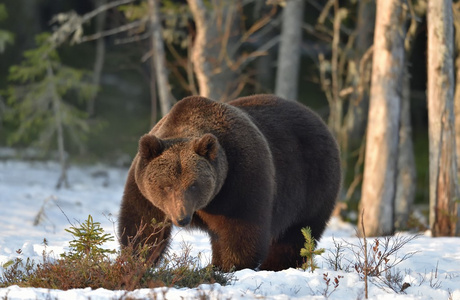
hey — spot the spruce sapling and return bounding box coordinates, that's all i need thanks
[300,227,325,272]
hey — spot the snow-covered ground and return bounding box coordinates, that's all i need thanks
[0,159,459,300]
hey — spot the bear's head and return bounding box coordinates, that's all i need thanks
[134,133,228,227]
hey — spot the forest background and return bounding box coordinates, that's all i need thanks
[0,0,458,237]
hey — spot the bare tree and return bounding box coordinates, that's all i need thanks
[44,0,174,122]
[360,0,406,236]
[342,0,374,149]
[148,0,173,117]
[274,0,304,101]
[187,0,240,101]
[427,0,459,236]
[315,0,346,142]
[395,1,421,230]
[310,0,416,231]
[311,0,374,162]
[87,0,107,117]
[309,0,375,205]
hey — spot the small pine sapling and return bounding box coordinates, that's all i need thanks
[62,214,115,261]
[300,227,325,272]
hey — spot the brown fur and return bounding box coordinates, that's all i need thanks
[119,95,341,271]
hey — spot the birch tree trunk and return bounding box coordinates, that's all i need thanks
[274,0,304,101]
[427,0,459,236]
[360,0,406,236]
[187,0,240,101]
[453,2,460,203]
[148,0,173,117]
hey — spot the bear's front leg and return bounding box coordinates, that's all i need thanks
[119,176,172,264]
[207,218,270,271]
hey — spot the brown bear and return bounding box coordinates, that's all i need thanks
[118,94,341,271]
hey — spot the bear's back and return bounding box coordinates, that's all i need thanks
[229,95,341,238]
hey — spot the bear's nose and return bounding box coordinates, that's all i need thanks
[177,215,192,227]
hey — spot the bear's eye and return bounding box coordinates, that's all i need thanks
[162,186,172,192]
[189,183,198,191]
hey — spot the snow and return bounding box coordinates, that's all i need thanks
[0,159,459,299]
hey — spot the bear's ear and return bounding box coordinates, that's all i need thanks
[193,133,219,161]
[139,134,164,161]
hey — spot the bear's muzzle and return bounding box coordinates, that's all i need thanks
[176,215,192,227]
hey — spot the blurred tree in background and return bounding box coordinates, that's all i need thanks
[5,33,96,188]
[0,4,13,54]
[0,3,14,128]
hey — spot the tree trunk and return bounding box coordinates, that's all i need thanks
[274,0,304,101]
[453,2,460,209]
[456,61,460,234]
[148,0,173,117]
[427,0,459,236]
[395,63,416,230]
[47,63,69,189]
[256,46,275,93]
[328,0,343,141]
[87,0,107,117]
[342,0,375,149]
[395,2,420,230]
[187,0,240,101]
[150,56,158,127]
[360,0,406,236]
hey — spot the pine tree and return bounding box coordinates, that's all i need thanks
[6,33,96,188]
[300,227,325,272]
[63,215,115,261]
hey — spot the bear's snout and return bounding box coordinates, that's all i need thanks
[176,215,192,227]
[167,192,195,227]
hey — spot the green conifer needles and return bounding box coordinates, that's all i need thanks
[300,227,325,272]
[63,215,115,261]
[6,33,96,152]
[0,4,14,53]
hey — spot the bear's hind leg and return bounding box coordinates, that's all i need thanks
[260,225,306,271]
